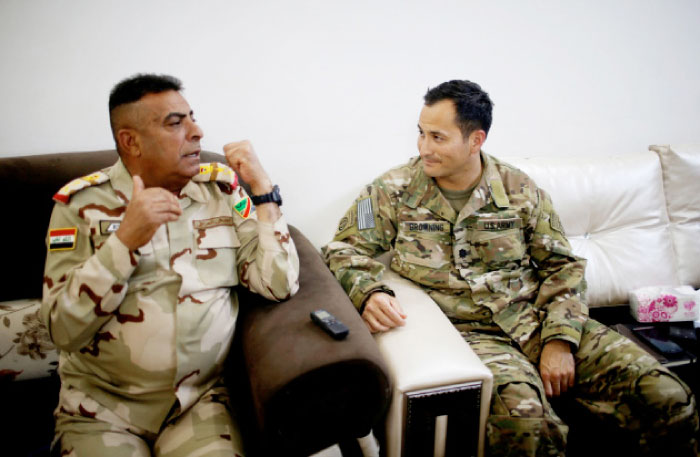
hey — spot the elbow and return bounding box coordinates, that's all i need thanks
[266,277,300,302]
[45,310,99,353]
[48,326,91,353]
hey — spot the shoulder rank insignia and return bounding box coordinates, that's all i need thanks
[193,163,239,189]
[53,171,110,204]
[49,227,77,251]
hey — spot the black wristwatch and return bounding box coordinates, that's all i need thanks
[251,184,282,206]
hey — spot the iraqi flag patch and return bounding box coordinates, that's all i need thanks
[49,227,78,251]
[233,196,253,219]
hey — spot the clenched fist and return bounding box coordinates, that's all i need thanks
[223,140,273,195]
[223,140,281,223]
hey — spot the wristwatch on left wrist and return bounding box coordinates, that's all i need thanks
[251,184,282,206]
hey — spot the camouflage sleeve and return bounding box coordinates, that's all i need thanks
[321,182,397,310]
[41,202,138,352]
[232,186,300,301]
[527,188,588,349]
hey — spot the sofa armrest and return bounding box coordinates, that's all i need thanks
[0,299,58,382]
[374,268,493,457]
[234,225,392,455]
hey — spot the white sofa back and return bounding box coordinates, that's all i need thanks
[503,144,700,308]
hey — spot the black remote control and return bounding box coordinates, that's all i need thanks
[310,309,349,340]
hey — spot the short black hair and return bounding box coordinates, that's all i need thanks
[424,80,493,138]
[109,73,182,113]
[108,74,183,150]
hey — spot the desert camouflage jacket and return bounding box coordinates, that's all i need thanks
[42,158,299,432]
[323,152,587,361]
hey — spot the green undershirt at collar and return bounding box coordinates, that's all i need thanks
[438,184,476,213]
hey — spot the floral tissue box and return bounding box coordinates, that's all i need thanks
[629,286,700,323]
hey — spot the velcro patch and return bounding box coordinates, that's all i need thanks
[233,197,253,219]
[49,227,77,251]
[549,213,565,234]
[402,221,450,233]
[476,218,522,231]
[100,220,121,235]
[357,197,375,230]
[193,216,234,230]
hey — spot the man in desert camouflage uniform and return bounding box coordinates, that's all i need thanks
[42,74,299,456]
[323,80,698,456]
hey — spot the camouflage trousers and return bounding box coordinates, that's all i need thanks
[463,318,699,457]
[54,383,245,457]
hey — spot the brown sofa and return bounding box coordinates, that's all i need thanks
[0,150,391,457]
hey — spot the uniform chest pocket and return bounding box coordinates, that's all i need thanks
[395,221,452,269]
[470,228,526,269]
[193,222,241,287]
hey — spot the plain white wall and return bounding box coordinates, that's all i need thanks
[1,0,699,248]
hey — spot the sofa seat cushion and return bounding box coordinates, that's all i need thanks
[0,299,57,381]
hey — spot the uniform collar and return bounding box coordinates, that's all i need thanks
[108,157,206,205]
[404,160,458,222]
[179,180,207,203]
[463,152,510,215]
[108,158,135,204]
[403,151,510,222]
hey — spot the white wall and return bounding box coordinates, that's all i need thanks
[1,0,699,248]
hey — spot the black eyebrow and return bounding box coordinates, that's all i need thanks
[164,110,194,124]
[418,123,446,136]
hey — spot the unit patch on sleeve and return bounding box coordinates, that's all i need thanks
[49,227,78,251]
[233,196,253,219]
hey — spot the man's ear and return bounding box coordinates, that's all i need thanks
[469,129,487,155]
[117,128,141,158]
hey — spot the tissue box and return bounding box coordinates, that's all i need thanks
[629,286,700,322]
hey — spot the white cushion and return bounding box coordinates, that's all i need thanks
[650,144,700,288]
[504,152,678,307]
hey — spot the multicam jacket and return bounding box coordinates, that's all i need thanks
[323,152,587,362]
[42,159,299,433]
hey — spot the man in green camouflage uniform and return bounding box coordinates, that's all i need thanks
[42,74,299,456]
[323,80,698,456]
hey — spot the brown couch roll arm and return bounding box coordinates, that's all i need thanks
[234,225,391,455]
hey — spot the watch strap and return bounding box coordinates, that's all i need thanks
[251,184,282,206]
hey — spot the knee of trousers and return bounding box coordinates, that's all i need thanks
[636,369,698,428]
[637,370,694,415]
[487,382,567,457]
[492,382,545,418]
